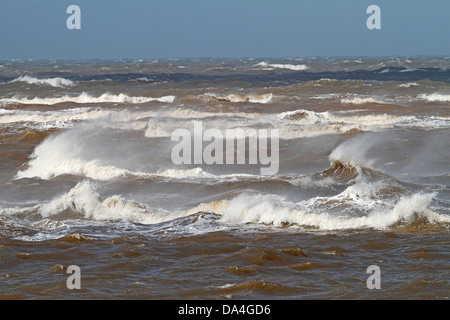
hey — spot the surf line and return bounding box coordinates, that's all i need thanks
[170,120,279,175]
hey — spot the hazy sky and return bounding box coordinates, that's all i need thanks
[1,0,449,60]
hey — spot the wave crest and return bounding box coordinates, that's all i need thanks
[201,93,273,104]
[319,160,360,182]
[254,62,308,71]
[37,181,195,225]
[218,191,449,231]
[11,75,74,88]
[0,93,175,106]
[417,93,450,102]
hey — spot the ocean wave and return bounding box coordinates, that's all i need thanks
[10,75,75,88]
[0,92,175,106]
[149,108,260,120]
[217,191,449,231]
[143,108,445,140]
[277,109,330,121]
[5,178,449,233]
[14,119,152,180]
[277,108,416,131]
[3,181,222,226]
[399,67,420,73]
[6,106,417,136]
[37,181,191,224]
[15,124,319,184]
[417,93,450,102]
[14,122,268,181]
[0,107,104,126]
[397,82,419,88]
[155,167,216,180]
[316,135,394,184]
[155,168,271,183]
[144,116,361,139]
[340,96,385,105]
[319,160,361,182]
[254,62,308,71]
[201,93,273,104]
[328,135,379,169]
[16,158,149,181]
[17,149,273,183]
[0,108,152,131]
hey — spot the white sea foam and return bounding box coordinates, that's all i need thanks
[310,93,340,100]
[181,200,231,218]
[10,75,75,88]
[155,168,216,180]
[18,146,268,182]
[0,108,104,126]
[5,180,448,231]
[143,108,434,140]
[417,93,450,102]
[340,96,385,105]
[277,109,331,122]
[16,121,282,181]
[0,108,152,130]
[37,181,190,224]
[277,109,413,132]
[0,92,175,106]
[144,116,270,138]
[217,191,448,230]
[201,93,273,104]
[17,158,149,181]
[288,176,336,188]
[39,181,146,221]
[15,119,153,180]
[155,168,263,182]
[144,107,263,120]
[0,108,15,115]
[399,67,419,73]
[397,82,419,88]
[15,120,266,181]
[254,62,308,71]
[15,124,153,180]
[328,135,381,169]
[12,106,447,183]
[26,181,227,225]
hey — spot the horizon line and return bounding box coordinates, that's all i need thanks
[1,54,449,62]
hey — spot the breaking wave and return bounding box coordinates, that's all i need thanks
[7,177,448,232]
[254,62,308,71]
[0,108,152,130]
[10,75,75,88]
[340,96,386,105]
[36,181,196,225]
[143,108,438,139]
[2,181,225,226]
[16,158,148,181]
[201,93,273,104]
[417,93,450,102]
[0,93,175,106]
[218,191,449,231]
[397,82,419,88]
[8,131,450,233]
[328,135,380,169]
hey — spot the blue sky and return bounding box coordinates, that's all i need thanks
[0,0,449,60]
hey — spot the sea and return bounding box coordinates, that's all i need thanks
[0,57,449,299]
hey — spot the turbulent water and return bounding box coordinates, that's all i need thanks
[0,57,449,299]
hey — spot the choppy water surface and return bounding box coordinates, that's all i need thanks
[0,57,449,299]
